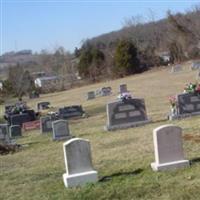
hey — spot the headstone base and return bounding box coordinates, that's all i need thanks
[169,111,200,120]
[63,170,98,187]
[53,136,72,141]
[151,160,190,171]
[105,119,150,131]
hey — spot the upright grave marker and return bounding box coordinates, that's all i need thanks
[191,61,200,70]
[40,116,52,133]
[9,125,22,138]
[171,65,183,73]
[52,120,72,140]
[169,93,200,120]
[151,124,189,171]
[119,84,128,94]
[63,138,98,187]
[86,91,95,100]
[0,124,9,144]
[105,98,150,131]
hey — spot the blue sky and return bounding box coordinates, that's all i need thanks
[1,0,200,55]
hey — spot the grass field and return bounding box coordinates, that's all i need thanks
[1,63,200,200]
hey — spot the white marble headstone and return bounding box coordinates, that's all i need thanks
[63,138,98,187]
[151,124,189,171]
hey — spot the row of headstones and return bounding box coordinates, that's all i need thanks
[62,124,189,188]
[171,61,200,73]
[87,87,112,100]
[87,84,128,100]
[0,118,72,144]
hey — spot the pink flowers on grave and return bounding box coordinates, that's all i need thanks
[169,95,177,108]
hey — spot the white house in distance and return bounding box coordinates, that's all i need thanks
[34,76,60,88]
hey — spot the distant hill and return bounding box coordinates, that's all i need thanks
[0,50,40,69]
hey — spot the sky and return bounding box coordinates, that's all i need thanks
[1,0,200,55]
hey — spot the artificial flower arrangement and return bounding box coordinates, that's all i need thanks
[183,82,200,94]
[169,82,200,116]
[118,92,132,101]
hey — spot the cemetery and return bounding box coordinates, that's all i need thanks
[1,63,200,200]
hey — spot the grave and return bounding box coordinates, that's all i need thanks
[10,113,33,126]
[22,120,40,131]
[169,92,200,120]
[119,84,128,94]
[0,124,9,144]
[96,87,112,97]
[52,120,72,140]
[86,91,95,100]
[63,138,98,187]
[37,102,50,111]
[191,61,200,70]
[9,125,22,138]
[40,116,53,133]
[151,124,189,171]
[105,98,150,131]
[171,65,182,73]
[101,87,112,96]
[58,105,85,119]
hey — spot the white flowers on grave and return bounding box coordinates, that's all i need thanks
[117,92,132,101]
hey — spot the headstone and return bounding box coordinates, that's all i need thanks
[151,124,189,171]
[40,116,52,133]
[169,93,200,120]
[63,138,98,187]
[9,125,22,138]
[86,91,95,100]
[52,120,71,140]
[22,120,40,131]
[101,87,112,96]
[58,105,85,119]
[191,61,200,70]
[119,84,128,94]
[10,113,32,126]
[0,124,9,144]
[171,65,182,73]
[105,98,150,131]
[37,102,50,111]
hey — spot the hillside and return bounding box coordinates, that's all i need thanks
[1,62,200,200]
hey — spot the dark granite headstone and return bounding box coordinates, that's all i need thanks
[40,116,52,133]
[105,98,150,131]
[58,106,84,119]
[10,113,32,126]
[177,93,200,115]
[9,125,22,138]
[119,84,128,94]
[37,102,50,111]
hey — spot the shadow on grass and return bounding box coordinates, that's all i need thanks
[151,118,168,124]
[190,157,200,165]
[99,168,143,182]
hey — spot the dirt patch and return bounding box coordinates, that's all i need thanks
[183,134,200,143]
